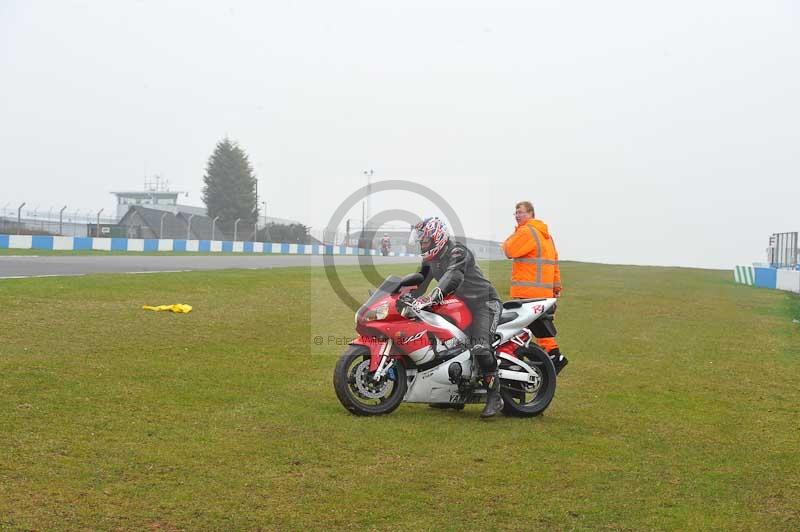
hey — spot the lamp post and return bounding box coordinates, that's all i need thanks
[59,206,67,235]
[17,202,26,235]
[96,208,104,237]
[160,212,168,239]
[186,214,195,240]
[234,218,241,242]
[211,216,220,241]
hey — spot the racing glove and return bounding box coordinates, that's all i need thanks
[411,287,444,312]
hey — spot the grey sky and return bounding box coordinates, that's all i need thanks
[2,0,798,269]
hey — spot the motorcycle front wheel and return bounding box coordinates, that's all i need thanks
[500,344,557,417]
[333,345,407,416]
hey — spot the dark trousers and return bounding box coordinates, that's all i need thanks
[467,299,502,349]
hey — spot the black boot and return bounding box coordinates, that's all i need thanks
[480,373,503,419]
[549,349,569,375]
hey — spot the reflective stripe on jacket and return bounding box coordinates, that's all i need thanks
[502,219,561,298]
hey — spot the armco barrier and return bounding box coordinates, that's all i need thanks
[0,234,415,257]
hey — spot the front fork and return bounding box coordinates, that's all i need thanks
[350,336,395,380]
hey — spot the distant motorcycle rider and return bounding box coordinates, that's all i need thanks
[380,233,391,256]
[410,217,504,418]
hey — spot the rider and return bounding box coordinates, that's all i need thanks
[410,217,504,419]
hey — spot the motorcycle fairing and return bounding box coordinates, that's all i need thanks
[495,298,558,343]
[403,350,474,403]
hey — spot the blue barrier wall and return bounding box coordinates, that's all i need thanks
[754,267,778,289]
[0,234,415,257]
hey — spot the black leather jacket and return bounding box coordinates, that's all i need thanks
[414,240,499,304]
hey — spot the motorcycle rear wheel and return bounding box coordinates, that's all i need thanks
[500,344,556,417]
[333,345,408,416]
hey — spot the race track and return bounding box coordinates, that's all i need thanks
[0,254,420,279]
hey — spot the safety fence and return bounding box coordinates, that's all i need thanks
[0,234,415,257]
[733,265,800,294]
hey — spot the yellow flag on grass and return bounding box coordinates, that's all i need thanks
[142,304,193,313]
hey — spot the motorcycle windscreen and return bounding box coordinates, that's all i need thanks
[357,276,403,317]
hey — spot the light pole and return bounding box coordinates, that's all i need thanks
[234,218,241,242]
[17,202,26,235]
[211,216,220,241]
[186,214,195,240]
[96,208,104,237]
[59,206,67,235]
[160,212,168,239]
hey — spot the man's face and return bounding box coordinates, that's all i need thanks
[515,207,532,225]
[419,236,432,252]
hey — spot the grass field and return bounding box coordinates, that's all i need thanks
[1,260,798,530]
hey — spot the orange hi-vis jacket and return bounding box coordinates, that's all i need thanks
[502,219,561,299]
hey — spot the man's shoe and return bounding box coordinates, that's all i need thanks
[480,390,504,419]
[549,349,569,375]
[480,374,504,419]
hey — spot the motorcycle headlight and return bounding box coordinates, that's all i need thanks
[364,302,390,321]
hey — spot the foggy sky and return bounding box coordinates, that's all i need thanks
[2,0,798,269]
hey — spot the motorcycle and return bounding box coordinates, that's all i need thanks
[333,272,558,417]
[380,243,391,256]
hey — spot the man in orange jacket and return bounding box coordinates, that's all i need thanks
[502,201,567,374]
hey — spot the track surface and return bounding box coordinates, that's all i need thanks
[0,255,420,279]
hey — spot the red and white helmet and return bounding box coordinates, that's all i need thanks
[414,217,449,260]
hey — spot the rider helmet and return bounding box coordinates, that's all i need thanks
[414,217,449,260]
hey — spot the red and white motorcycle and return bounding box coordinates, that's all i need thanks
[333,272,558,417]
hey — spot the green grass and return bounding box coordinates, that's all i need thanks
[1,261,798,530]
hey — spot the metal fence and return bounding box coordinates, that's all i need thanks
[0,204,117,237]
[767,232,799,269]
[0,203,504,257]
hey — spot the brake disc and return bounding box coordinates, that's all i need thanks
[352,359,390,399]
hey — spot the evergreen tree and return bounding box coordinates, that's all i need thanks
[202,138,257,229]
